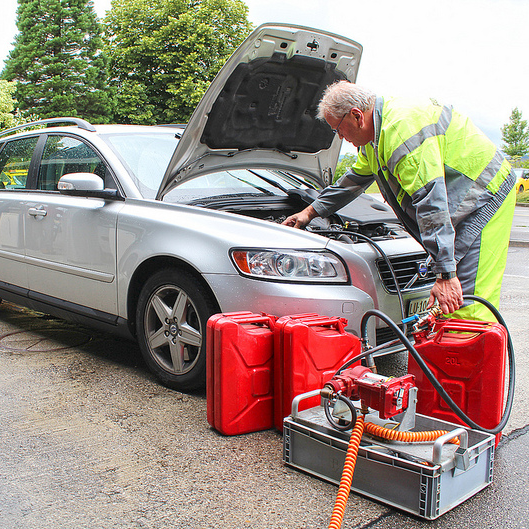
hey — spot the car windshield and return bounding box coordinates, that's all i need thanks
[101,131,178,199]
[100,130,315,201]
[163,168,312,204]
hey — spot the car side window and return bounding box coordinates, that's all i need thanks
[0,136,39,189]
[37,135,109,191]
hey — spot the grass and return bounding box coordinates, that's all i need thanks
[516,190,529,203]
[365,182,380,194]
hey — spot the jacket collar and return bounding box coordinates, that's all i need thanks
[372,96,384,147]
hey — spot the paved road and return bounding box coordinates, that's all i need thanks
[0,213,527,529]
[510,202,529,245]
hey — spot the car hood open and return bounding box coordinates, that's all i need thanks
[156,23,362,200]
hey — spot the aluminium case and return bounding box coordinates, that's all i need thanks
[283,394,495,520]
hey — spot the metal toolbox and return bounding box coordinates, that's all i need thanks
[283,391,495,520]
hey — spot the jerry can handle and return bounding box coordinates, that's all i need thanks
[433,320,489,344]
[432,428,468,466]
[227,314,276,329]
[303,317,348,332]
[290,389,322,418]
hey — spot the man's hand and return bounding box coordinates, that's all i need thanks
[282,205,318,229]
[428,276,464,315]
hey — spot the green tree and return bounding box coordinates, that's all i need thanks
[334,152,358,182]
[103,0,252,124]
[501,107,529,158]
[0,80,17,129]
[2,0,112,122]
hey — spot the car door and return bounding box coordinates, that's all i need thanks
[24,133,122,319]
[0,135,40,292]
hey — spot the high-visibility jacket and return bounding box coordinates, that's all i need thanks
[311,96,516,275]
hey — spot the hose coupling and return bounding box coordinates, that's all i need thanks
[320,386,336,400]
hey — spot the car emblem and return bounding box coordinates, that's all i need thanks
[416,260,428,278]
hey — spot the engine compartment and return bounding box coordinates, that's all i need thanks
[205,191,409,244]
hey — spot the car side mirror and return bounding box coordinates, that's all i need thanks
[58,173,124,200]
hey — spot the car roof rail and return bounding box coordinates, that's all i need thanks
[0,117,97,138]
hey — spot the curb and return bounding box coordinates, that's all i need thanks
[509,239,529,247]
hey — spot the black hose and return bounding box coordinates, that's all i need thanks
[324,393,358,431]
[360,296,515,435]
[311,228,407,327]
[332,339,402,376]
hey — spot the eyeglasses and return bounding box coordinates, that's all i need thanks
[331,113,347,135]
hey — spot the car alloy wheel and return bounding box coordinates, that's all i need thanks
[136,268,217,390]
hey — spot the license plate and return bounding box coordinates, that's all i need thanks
[407,297,429,316]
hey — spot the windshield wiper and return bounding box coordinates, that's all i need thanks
[227,171,274,195]
[247,170,291,195]
[187,193,267,206]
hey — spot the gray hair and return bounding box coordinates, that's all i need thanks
[317,81,376,121]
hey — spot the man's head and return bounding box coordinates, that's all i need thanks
[317,81,376,147]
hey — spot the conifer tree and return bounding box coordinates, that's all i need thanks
[2,0,112,122]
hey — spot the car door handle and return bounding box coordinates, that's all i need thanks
[28,207,47,218]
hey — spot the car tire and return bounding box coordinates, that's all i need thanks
[136,268,217,391]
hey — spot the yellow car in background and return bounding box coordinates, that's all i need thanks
[0,164,27,189]
[515,168,529,193]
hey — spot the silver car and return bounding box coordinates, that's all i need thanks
[0,24,434,390]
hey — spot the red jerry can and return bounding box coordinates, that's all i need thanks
[206,312,276,435]
[408,319,508,445]
[274,314,362,431]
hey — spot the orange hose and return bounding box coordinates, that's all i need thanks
[364,422,460,445]
[328,415,365,529]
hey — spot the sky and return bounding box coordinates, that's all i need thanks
[1,0,529,150]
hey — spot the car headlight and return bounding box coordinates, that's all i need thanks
[230,249,349,283]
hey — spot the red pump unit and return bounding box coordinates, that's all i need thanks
[323,365,415,420]
[408,318,508,444]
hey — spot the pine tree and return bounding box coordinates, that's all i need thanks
[501,107,529,158]
[1,0,112,122]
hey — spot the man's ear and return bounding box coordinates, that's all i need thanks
[351,108,364,127]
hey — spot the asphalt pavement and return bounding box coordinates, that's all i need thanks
[510,202,529,247]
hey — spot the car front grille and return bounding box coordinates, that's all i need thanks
[376,325,400,346]
[376,253,435,293]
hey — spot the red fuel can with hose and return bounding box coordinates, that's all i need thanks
[408,318,508,445]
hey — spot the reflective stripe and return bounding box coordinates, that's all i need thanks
[476,150,505,189]
[386,106,452,173]
[455,170,516,243]
[452,150,506,225]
